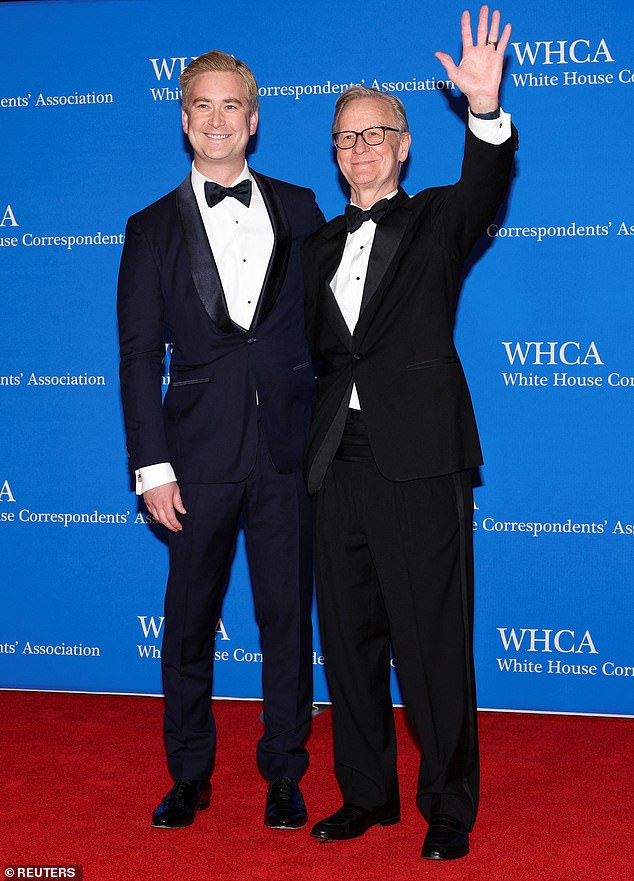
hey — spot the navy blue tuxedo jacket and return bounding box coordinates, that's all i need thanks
[118,171,324,483]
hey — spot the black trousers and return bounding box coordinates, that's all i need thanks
[161,424,313,783]
[314,414,479,828]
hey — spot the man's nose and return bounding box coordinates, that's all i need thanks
[352,134,370,153]
[207,109,224,127]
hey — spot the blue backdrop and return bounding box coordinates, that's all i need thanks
[1,0,632,716]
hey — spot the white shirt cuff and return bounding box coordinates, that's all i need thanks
[135,462,177,495]
[468,107,512,146]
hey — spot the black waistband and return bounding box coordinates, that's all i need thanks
[335,409,375,463]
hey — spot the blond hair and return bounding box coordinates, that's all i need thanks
[180,50,258,115]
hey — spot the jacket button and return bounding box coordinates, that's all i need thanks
[353,352,362,360]
[247,338,256,344]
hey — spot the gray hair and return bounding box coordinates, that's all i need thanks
[332,86,409,134]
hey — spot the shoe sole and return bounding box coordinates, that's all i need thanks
[422,846,469,861]
[311,814,400,842]
[264,820,307,830]
[151,799,210,828]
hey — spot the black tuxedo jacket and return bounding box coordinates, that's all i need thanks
[118,171,324,483]
[303,127,517,493]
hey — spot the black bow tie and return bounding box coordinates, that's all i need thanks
[204,179,252,209]
[345,198,390,233]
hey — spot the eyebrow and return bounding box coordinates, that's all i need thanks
[191,95,244,105]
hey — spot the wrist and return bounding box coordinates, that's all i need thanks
[467,96,499,115]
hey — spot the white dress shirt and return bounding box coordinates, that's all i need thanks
[191,162,274,330]
[330,190,398,410]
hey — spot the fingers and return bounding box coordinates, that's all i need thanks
[173,485,187,516]
[143,482,185,533]
[487,10,511,53]
[461,9,474,48]
[476,5,489,46]
[497,21,512,53]
[460,7,510,54]
[155,498,182,532]
[488,8,500,44]
[434,51,457,78]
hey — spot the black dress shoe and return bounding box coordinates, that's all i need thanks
[421,814,469,860]
[151,779,211,828]
[264,777,307,829]
[310,803,400,841]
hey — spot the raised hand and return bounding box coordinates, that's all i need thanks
[435,6,511,114]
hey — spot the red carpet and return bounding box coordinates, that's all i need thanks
[1,691,632,880]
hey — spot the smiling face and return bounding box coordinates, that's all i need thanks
[181,71,258,184]
[334,96,411,208]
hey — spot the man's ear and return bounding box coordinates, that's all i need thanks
[398,132,412,163]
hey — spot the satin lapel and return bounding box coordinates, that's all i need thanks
[359,188,411,315]
[249,171,291,328]
[320,219,353,350]
[176,175,239,333]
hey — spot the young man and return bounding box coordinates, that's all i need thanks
[118,50,323,831]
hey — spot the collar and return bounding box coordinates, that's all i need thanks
[350,188,398,210]
[191,161,252,201]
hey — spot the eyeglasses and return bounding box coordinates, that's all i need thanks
[332,126,400,150]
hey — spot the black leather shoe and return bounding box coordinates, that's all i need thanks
[264,777,307,829]
[310,803,400,841]
[151,779,211,828]
[421,814,469,860]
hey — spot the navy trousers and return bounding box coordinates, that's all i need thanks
[161,425,313,782]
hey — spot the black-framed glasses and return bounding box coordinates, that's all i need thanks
[332,126,400,150]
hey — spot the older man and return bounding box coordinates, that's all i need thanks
[303,7,517,860]
[118,50,323,831]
